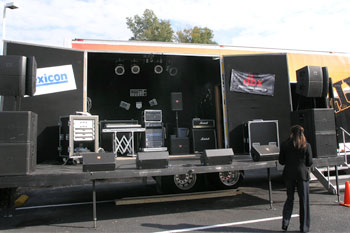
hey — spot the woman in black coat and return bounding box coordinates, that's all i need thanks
[279,125,313,233]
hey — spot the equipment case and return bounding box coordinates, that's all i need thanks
[58,115,99,161]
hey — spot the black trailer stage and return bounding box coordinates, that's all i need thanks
[0,154,344,228]
[0,154,344,189]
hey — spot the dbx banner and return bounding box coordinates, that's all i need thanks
[230,69,275,96]
[35,65,76,96]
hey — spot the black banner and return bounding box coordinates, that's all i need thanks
[230,69,275,96]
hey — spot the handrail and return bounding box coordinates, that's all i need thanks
[339,127,349,165]
[339,127,350,137]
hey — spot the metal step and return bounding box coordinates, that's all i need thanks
[317,165,350,173]
[311,167,349,194]
[310,173,350,182]
[339,184,346,190]
[326,174,350,181]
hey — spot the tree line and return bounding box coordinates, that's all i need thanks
[126,9,216,44]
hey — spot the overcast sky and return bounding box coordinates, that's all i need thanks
[2,0,350,53]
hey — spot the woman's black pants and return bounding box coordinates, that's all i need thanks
[282,179,310,232]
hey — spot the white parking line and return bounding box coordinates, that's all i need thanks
[154,214,299,233]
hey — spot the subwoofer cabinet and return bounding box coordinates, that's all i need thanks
[291,108,337,158]
[169,135,190,155]
[0,111,38,175]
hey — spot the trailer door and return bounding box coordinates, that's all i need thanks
[4,41,85,162]
[220,54,292,153]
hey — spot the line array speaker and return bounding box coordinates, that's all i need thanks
[0,55,27,97]
[25,56,37,96]
[296,66,323,97]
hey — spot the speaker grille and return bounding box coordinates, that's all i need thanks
[171,92,183,111]
[192,129,217,153]
[291,108,337,158]
[296,66,323,97]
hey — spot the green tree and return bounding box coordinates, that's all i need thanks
[175,26,217,44]
[126,9,174,42]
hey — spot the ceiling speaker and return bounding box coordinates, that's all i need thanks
[154,65,163,74]
[115,64,125,75]
[131,64,140,74]
[168,66,178,76]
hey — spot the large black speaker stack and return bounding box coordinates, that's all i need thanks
[293,65,337,158]
[191,118,217,153]
[291,108,337,158]
[0,55,38,175]
[0,111,38,175]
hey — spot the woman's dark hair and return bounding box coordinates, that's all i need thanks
[289,125,307,149]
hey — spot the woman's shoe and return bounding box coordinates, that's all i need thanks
[282,225,288,231]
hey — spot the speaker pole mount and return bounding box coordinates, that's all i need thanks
[175,111,179,137]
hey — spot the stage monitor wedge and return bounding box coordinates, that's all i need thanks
[201,148,234,166]
[136,151,169,169]
[251,143,279,162]
[82,152,115,172]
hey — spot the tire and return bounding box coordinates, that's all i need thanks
[209,170,243,189]
[161,172,203,193]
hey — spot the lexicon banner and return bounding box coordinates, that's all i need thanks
[35,65,76,96]
[230,69,275,96]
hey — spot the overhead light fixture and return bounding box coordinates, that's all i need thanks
[154,65,163,74]
[5,2,18,9]
[131,64,140,74]
[115,64,125,75]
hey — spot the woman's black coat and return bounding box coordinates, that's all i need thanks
[278,139,313,181]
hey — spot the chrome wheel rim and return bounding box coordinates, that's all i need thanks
[218,171,240,186]
[173,173,197,190]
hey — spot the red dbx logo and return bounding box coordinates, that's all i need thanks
[243,74,263,87]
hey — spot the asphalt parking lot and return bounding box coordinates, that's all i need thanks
[0,168,349,232]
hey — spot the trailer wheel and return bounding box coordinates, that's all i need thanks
[161,172,202,193]
[209,170,243,189]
